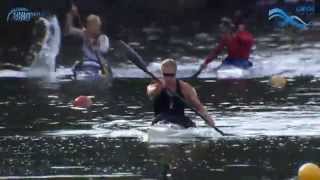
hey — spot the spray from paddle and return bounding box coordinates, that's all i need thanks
[27,15,61,82]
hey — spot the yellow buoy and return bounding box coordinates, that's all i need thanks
[298,163,320,180]
[270,75,287,88]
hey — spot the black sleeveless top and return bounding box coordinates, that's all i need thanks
[153,80,185,116]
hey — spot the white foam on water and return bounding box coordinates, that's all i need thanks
[0,173,141,179]
[146,122,223,143]
[0,69,26,78]
[217,108,320,137]
[43,129,111,136]
[44,128,149,142]
[41,102,320,142]
[1,37,320,80]
[42,118,225,143]
[104,47,320,79]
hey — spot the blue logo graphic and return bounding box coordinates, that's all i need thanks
[7,7,46,22]
[296,4,315,15]
[268,8,310,30]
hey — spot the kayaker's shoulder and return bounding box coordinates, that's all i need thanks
[178,80,194,91]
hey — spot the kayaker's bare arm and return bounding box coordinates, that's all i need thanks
[64,4,84,37]
[181,82,215,127]
[203,35,227,65]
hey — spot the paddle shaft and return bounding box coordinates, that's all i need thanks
[94,50,107,75]
[191,65,204,78]
[119,40,226,136]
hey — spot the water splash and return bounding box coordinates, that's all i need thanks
[27,15,61,82]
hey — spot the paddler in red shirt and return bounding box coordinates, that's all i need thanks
[193,17,255,77]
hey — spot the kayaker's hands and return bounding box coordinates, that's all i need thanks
[206,117,215,128]
[200,63,207,70]
[147,80,164,99]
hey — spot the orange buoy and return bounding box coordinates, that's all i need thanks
[270,75,287,88]
[73,96,92,108]
[298,163,320,180]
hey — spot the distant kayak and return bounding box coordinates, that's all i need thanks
[72,61,113,88]
[215,64,252,79]
[73,65,112,80]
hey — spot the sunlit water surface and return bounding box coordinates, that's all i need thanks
[1,29,320,179]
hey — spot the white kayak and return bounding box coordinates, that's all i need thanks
[215,65,251,79]
[74,68,112,81]
[147,122,222,143]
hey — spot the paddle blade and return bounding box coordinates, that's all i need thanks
[117,40,159,80]
[117,40,148,70]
